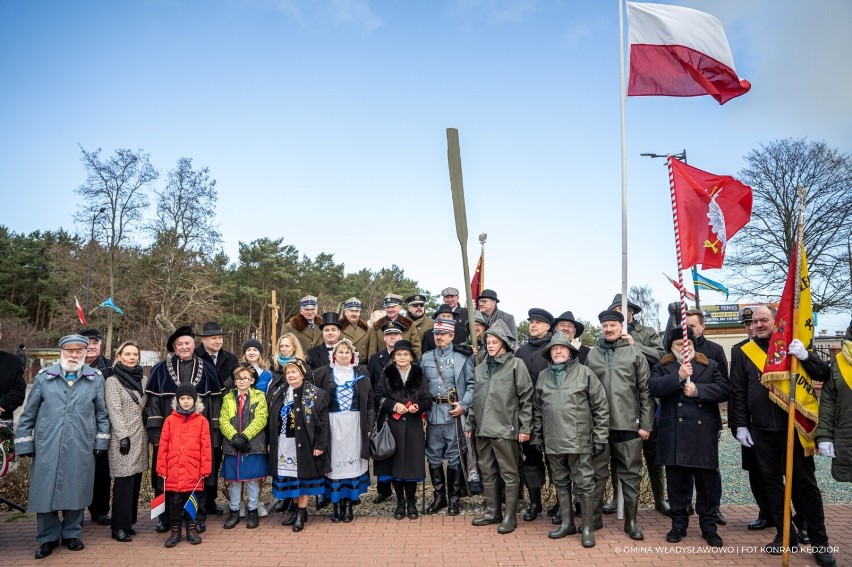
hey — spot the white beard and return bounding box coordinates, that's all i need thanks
[673,350,694,364]
[60,358,83,373]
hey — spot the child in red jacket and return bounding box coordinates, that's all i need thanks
[156,383,212,548]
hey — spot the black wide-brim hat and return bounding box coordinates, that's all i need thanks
[198,321,227,336]
[391,340,416,356]
[608,293,642,314]
[167,325,195,353]
[554,311,585,338]
[477,289,499,302]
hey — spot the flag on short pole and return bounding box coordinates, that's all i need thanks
[663,273,696,301]
[470,250,484,301]
[691,268,730,299]
[183,491,200,520]
[150,492,166,519]
[94,296,125,316]
[74,296,87,326]
[627,1,751,104]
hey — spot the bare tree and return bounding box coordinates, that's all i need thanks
[75,146,157,353]
[144,158,220,336]
[629,284,661,331]
[727,138,852,312]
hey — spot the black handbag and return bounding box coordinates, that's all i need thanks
[369,413,396,460]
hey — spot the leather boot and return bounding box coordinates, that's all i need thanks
[282,508,298,526]
[523,487,542,521]
[447,467,463,516]
[224,509,240,529]
[185,522,202,545]
[342,499,354,522]
[547,488,577,539]
[580,496,596,548]
[331,503,342,523]
[498,484,519,534]
[246,509,259,529]
[426,466,447,514]
[649,465,670,516]
[623,499,644,541]
[472,482,503,526]
[392,481,406,520]
[292,507,307,532]
[164,523,182,548]
[404,482,419,519]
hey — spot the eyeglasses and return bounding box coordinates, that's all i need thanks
[235,376,252,382]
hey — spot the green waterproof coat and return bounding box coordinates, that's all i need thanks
[627,321,665,368]
[531,358,610,454]
[585,337,653,432]
[467,351,534,440]
[815,353,852,482]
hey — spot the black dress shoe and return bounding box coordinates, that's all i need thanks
[748,518,770,530]
[797,528,810,544]
[95,514,111,526]
[111,529,133,542]
[196,521,206,533]
[35,541,58,559]
[703,530,723,547]
[62,538,85,551]
[127,528,137,536]
[713,506,727,525]
[155,519,171,533]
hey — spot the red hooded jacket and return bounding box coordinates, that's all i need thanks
[156,405,212,492]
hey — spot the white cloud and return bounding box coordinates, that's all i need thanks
[448,0,541,25]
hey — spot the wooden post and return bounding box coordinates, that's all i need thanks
[270,290,279,356]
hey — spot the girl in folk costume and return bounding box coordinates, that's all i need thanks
[314,339,375,523]
[220,363,269,530]
[156,383,212,548]
[266,358,330,531]
[374,340,432,520]
[104,341,148,543]
[241,339,273,394]
[272,333,305,375]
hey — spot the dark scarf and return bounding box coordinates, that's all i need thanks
[112,363,144,397]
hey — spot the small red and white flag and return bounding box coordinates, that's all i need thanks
[627,2,751,104]
[150,492,166,519]
[663,273,696,301]
[74,296,87,326]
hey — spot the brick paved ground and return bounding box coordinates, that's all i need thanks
[1,504,849,566]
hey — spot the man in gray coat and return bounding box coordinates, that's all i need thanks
[476,289,517,340]
[586,310,653,541]
[15,334,111,559]
[466,321,533,535]
[422,319,474,516]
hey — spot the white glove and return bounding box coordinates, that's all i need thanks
[736,427,754,448]
[818,441,836,458]
[788,339,809,361]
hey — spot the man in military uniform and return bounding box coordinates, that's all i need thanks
[514,308,554,522]
[531,333,609,547]
[367,294,422,358]
[422,320,474,516]
[729,305,835,566]
[367,320,405,504]
[340,297,370,363]
[78,328,113,526]
[194,320,237,516]
[422,304,470,353]
[466,321,533,535]
[607,294,668,517]
[586,310,653,541]
[307,313,342,370]
[476,289,517,339]
[441,286,469,325]
[282,295,324,354]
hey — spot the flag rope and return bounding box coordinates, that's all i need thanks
[667,156,691,375]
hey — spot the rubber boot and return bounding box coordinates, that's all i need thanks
[426,466,447,514]
[548,488,577,539]
[580,497,596,548]
[292,507,307,532]
[591,476,606,530]
[649,465,670,516]
[447,467,462,516]
[498,484,519,534]
[472,482,502,526]
[392,481,406,520]
[523,487,542,521]
[330,502,342,523]
[342,499,354,522]
[164,523,181,548]
[185,522,202,545]
[623,499,644,541]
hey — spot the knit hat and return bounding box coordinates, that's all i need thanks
[243,338,262,353]
[175,382,198,402]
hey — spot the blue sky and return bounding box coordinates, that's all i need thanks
[1,0,850,332]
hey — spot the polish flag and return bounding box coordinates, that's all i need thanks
[627,2,750,104]
[74,296,87,326]
[150,492,166,519]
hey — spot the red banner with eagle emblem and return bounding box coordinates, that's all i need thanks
[669,159,753,269]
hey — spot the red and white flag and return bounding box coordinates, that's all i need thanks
[150,492,166,519]
[663,273,696,301]
[470,250,484,302]
[74,296,87,326]
[627,2,751,104]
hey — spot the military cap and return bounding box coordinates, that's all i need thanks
[527,308,554,328]
[433,320,456,334]
[739,306,754,323]
[78,328,103,342]
[58,334,90,349]
[344,297,362,310]
[405,294,427,305]
[598,310,625,323]
[381,320,405,335]
[383,294,403,308]
[299,295,318,308]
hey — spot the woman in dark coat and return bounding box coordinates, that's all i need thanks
[313,339,374,523]
[266,358,330,532]
[373,340,432,519]
[649,328,729,548]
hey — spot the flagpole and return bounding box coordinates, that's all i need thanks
[781,185,806,567]
[618,0,629,316]
[666,156,691,376]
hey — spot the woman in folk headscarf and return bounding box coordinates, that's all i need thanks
[314,339,374,523]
